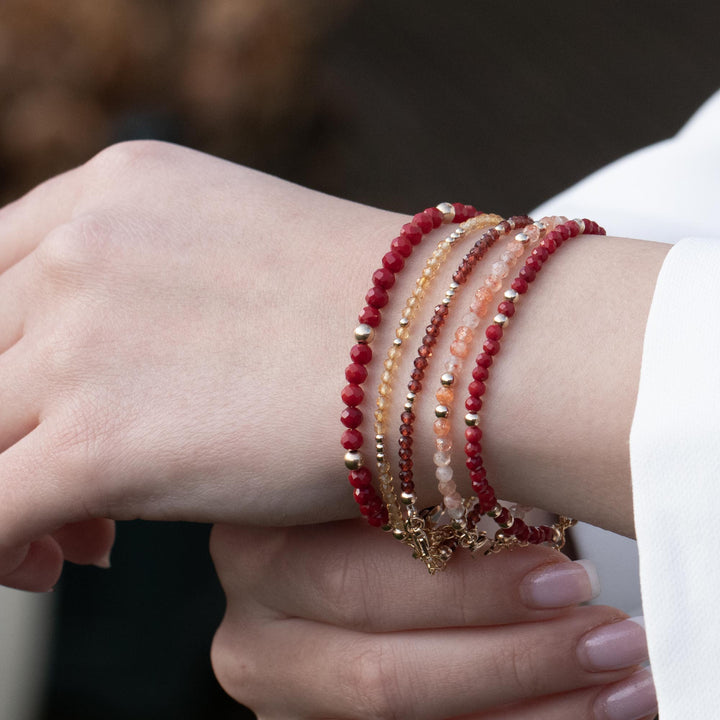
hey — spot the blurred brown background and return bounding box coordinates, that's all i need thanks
[0,0,717,717]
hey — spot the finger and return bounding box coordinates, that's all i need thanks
[0,536,63,592]
[211,521,600,631]
[0,166,80,273]
[0,338,43,452]
[52,518,115,567]
[0,251,32,352]
[462,670,657,720]
[0,422,97,550]
[213,605,643,720]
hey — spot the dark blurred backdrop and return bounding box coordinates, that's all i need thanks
[0,1,716,718]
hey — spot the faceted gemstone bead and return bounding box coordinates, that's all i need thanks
[525,255,542,272]
[367,508,388,527]
[436,386,454,405]
[511,277,529,294]
[408,379,421,393]
[485,324,503,341]
[496,507,510,526]
[400,410,415,425]
[497,300,515,317]
[523,224,540,243]
[465,426,482,443]
[413,211,433,233]
[366,286,389,309]
[359,305,381,326]
[484,275,503,293]
[483,339,501,355]
[455,326,473,343]
[353,486,373,504]
[490,261,510,281]
[414,357,428,370]
[471,477,489,494]
[372,267,395,289]
[341,406,363,428]
[469,380,486,398]
[345,363,368,384]
[382,251,404,273]
[399,460,413,472]
[465,396,482,412]
[350,343,372,365]
[464,442,481,456]
[398,447,412,460]
[532,245,549,262]
[543,236,557,253]
[418,344,432,358]
[348,467,372,488]
[450,340,469,358]
[390,235,413,258]
[341,384,364,406]
[427,207,443,228]
[401,223,423,245]
[546,230,562,247]
[433,418,450,437]
[398,435,413,448]
[476,352,493,368]
[557,224,571,240]
[466,454,483,471]
[433,451,452,467]
[438,479,456,495]
[341,429,363,450]
[452,203,468,222]
[519,265,536,283]
[399,423,412,437]
[410,368,424,381]
[472,364,489,382]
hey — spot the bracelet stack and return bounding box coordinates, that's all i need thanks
[342,204,606,573]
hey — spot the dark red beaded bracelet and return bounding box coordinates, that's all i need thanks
[463,218,605,547]
[342,203,478,528]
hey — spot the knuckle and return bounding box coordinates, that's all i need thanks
[88,139,172,176]
[502,642,548,699]
[314,554,374,631]
[36,213,115,277]
[342,638,405,720]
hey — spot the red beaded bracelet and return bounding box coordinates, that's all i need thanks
[342,202,479,528]
[463,218,605,549]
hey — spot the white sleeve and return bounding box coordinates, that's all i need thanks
[531,88,720,718]
[630,237,720,716]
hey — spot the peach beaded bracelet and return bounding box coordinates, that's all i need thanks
[463,217,605,550]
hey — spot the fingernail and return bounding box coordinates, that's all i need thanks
[578,617,648,672]
[519,559,600,608]
[94,551,112,570]
[594,669,657,720]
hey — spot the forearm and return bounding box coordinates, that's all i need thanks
[323,209,671,537]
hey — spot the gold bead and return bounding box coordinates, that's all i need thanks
[494,531,507,544]
[400,491,417,505]
[435,405,449,418]
[354,324,374,343]
[515,232,530,244]
[465,412,479,426]
[344,451,363,469]
[487,504,502,518]
[436,202,455,222]
[392,528,405,540]
[441,372,455,386]
[504,288,519,303]
[499,513,515,529]
[494,313,509,327]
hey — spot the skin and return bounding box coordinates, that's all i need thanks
[0,141,666,715]
[210,521,655,720]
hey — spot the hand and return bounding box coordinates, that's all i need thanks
[0,140,403,590]
[210,520,657,720]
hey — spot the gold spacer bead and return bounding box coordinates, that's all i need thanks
[392,528,405,540]
[499,514,515,529]
[465,412,479,426]
[344,451,363,469]
[493,313,509,327]
[486,504,502,518]
[354,324,374,343]
[494,531,507,544]
[436,202,455,222]
[399,317,409,327]
[515,232,530,243]
[400,491,417,505]
[441,372,455,386]
[406,392,416,403]
[504,288,519,303]
[435,405,449,418]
